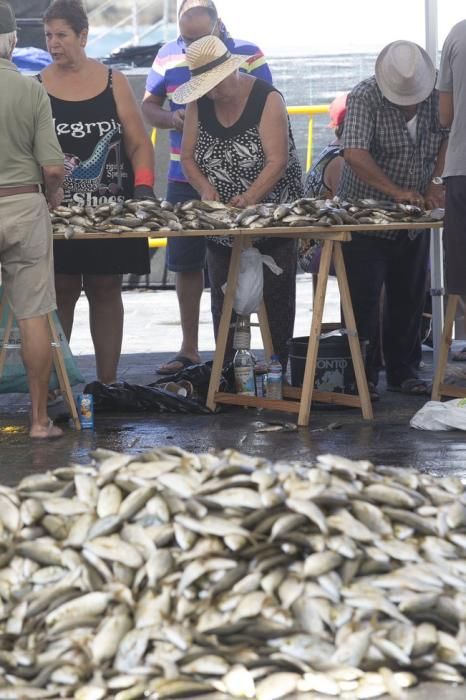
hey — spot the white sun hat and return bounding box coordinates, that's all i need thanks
[375,40,436,106]
[172,35,250,105]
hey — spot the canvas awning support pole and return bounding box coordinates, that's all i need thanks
[425,0,438,62]
[425,0,443,369]
[132,1,139,45]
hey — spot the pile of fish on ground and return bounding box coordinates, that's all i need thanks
[0,448,465,699]
[51,197,444,238]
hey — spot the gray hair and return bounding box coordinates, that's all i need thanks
[0,30,16,59]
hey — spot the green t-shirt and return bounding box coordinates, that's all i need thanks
[0,58,63,187]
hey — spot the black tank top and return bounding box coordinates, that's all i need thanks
[196,78,303,205]
[39,69,134,207]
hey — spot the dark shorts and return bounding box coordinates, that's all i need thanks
[444,176,466,295]
[165,180,205,272]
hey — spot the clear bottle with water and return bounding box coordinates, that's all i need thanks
[266,354,283,400]
[234,348,256,396]
[233,315,251,350]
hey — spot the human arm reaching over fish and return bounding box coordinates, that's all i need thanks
[229,90,289,208]
[112,70,155,200]
[179,101,220,202]
[343,148,426,207]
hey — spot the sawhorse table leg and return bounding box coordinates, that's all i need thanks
[333,242,373,420]
[47,314,81,430]
[431,294,466,400]
[0,306,81,430]
[297,238,333,426]
[257,301,274,364]
[206,234,372,426]
[0,302,14,380]
[206,236,243,412]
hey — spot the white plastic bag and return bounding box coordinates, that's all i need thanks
[222,248,283,315]
[410,398,466,430]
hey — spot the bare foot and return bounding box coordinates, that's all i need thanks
[30,418,63,440]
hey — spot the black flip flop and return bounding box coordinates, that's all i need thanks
[387,378,431,396]
[157,354,197,376]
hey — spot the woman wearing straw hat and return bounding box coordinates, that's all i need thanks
[143,0,272,377]
[174,35,303,368]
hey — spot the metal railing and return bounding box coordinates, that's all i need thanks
[87,0,165,49]
[287,104,330,171]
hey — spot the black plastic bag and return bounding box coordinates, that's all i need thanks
[84,363,234,414]
[84,380,212,414]
[151,361,234,402]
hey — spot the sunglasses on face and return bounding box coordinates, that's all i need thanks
[181,19,218,50]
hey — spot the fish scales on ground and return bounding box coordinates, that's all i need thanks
[0,448,465,698]
[51,196,444,237]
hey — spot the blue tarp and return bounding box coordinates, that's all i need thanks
[12,46,51,71]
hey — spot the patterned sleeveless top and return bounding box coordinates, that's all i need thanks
[195,78,303,245]
[304,143,343,197]
[39,69,134,207]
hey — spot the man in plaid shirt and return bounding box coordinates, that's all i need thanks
[338,40,448,397]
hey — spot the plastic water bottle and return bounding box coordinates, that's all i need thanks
[234,348,256,396]
[233,315,251,350]
[266,355,283,400]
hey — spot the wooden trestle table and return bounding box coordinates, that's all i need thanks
[54,221,442,428]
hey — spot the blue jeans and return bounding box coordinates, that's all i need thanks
[165,181,205,272]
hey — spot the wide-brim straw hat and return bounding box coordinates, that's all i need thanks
[375,40,436,106]
[172,35,250,104]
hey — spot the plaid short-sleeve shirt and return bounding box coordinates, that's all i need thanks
[337,77,448,239]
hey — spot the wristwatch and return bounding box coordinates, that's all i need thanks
[432,176,444,185]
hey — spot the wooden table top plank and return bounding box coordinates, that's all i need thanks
[52,220,443,240]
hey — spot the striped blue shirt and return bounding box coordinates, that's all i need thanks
[145,32,272,182]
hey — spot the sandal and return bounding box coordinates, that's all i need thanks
[30,418,63,440]
[387,378,431,396]
[157,354,198,376]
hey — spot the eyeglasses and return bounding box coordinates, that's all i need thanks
[181,19,218,49]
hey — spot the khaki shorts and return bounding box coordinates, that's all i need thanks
[0,192,56,320]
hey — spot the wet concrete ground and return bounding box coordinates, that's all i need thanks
[1,282,466,698]
[2,360,466,484]
[1,278,465,481]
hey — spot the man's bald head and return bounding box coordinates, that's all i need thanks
[178,1,220,47]
[178,0,218,23]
